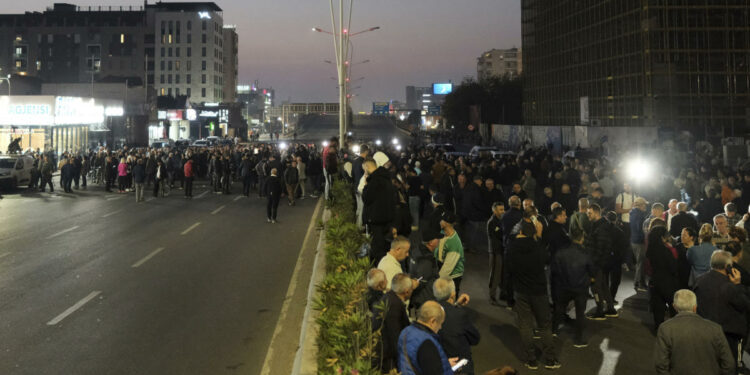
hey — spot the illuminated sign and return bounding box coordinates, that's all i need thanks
[198,11,211,19]
[200,110,218,117]
[157,110,167,120]
[433,83,453,95]
[166,110,183,121]
[55,97,104,125]
[186,108,197,121]
[0,96,108,126]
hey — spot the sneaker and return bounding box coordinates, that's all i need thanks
[310,194,319,198]
[267,218,271,223]
[586,312,606,321]
[271,220,276,224]
[636,286,648,293]
[573,341,588,348]
[604,309,619,318]
[532,329,541,339]
[524,360,539,370]
[544,360,562,370]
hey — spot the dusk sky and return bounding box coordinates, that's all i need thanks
[11,0,521,111]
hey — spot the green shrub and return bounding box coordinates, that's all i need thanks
[315,180,388,375]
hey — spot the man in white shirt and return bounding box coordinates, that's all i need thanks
[377,236,419,290]
[666,199,679,231]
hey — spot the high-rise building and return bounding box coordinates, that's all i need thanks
[222,25,238,103]
[406,86,431,111]
[477,47,522,80]
[522,1,750,135]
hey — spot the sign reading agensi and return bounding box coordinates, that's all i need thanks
[0,96,108,126]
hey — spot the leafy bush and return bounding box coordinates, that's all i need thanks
[314,180,386,375]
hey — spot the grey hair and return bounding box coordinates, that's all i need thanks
[677,202,688,212]
[366,268,385,289]
[391,273,413,294]
[673,289,697,313]
[417,301,445,324]
[714,213,728,224]
[710,250,733,271]
[432,277,456,302]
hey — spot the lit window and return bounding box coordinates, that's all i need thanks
[168,34,172,44]
[160,88,165,95]
[120,34,125,44]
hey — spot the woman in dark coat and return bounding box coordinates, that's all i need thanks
[646,225,681,330]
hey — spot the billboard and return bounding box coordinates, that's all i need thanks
[433,83,453,95]
[0,96,107,126]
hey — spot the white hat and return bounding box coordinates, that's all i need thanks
[373,151,389,167]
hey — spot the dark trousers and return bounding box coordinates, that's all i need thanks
[488,251,503,300]
[73,173,80,188]
[81,173,87,187]
[153,179,161,197]
[369,224,390,264]
[185,177,193,197]
[105,176,113,192]
[146,172,154,187]
[267,194,280,220]
[213,173,222,192]
[63,177,73,192]
[222,175,231,193]
[243,175,251,196]
[725,332,745,370]
[40,176,54,192]
[501,248,515,305]
[258,175,267,197]
[593,268,615,313]
[118,176,127,191]
[514,293,556,363]
[553,289,587,342]
[609,265,622,301]
[649,285,676,328]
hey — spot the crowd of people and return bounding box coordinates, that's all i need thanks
[344,135,750,374]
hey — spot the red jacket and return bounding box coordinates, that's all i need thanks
[184,161,194,178]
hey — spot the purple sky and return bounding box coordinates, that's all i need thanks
[11,0,521,111]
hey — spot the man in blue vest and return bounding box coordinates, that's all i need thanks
[398,300,459,375]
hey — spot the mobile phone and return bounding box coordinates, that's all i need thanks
[451,358,468,372]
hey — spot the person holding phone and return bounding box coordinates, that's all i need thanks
[398,301,461,375]
[433,277,479,375]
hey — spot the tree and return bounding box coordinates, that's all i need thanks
[441,76,522,131]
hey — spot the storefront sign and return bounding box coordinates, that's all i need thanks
[55,97,104,125]
[166,110,183,121]
[186,109,197,121]
[158,110,167,120]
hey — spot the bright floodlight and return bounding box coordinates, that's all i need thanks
[399,114,406,121]
[352,144,360,153]
[347,131,353,136]
[626,159,652,182]
[279,142,288,150]
[396,145,402,151]
[375,139,382,146]
[322,141,329,147]
[392,138,399,145]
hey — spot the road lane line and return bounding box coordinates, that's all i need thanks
[211,205,226,215]
[131,247,166,268]
[107,196,123,201]
[146,197,155,202]
[101,209,123,218]
[47,225,80,239]
[46,291,101,326]
[181,222,201,235]
[233,196,243,202]
[196,190,209,199]
[261,198,322,375]
[0,252,10,259]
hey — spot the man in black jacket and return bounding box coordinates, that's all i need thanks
[363,158,396,264]
[433,277,480,375]
[265,168,282,223]
[694,250,750,369]
[669,202,699,238]
[585,203,618,320]
[60,157,74,193]
[500,195,524,307]
[487,202,505,305]
[463,174,489,253]
[372,273,412,373]
[552,229,594,347]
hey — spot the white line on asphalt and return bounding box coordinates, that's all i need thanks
[260,198,323,375]
[104,195,118,199]
[196,191,209,199]
[131,247,166,268]
[181,222,201,235]
[46,291,101,326]
[106,196,123,201]
[211,205,226,215]
[146,197,155,202]
[101,209,123,218]
[233,195,243,202]
[47,225,80,239]
[0,252,10,259]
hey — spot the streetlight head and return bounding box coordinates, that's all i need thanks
[312,27,316,31]
[371,27,381,31]
[343,28,348,34]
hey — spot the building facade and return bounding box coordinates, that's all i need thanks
[406,86,431,111]
[222,26,238,103]
[476,47,522,80]
[522,0,750,136]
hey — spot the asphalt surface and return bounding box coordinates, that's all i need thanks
[293,114,410,145]
[0,179,319,375]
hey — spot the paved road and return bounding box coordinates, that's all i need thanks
[295,114,410,145]
[0,180,320,374]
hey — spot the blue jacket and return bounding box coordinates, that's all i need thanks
[629,208,647,244]
[398,322,453,375]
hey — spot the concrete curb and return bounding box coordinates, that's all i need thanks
[291,207,331,375]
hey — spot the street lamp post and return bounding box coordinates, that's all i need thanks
[0,74,11,95]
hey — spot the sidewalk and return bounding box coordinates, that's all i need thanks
[408,226,657,374]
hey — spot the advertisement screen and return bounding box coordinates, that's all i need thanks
[433,83,453,95]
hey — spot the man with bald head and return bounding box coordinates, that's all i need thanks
[398,300,459,374]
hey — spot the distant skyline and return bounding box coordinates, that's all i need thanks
[8,0,522,111]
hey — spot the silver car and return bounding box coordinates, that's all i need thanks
[0,155,34,189]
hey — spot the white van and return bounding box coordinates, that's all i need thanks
[0,155,34,189]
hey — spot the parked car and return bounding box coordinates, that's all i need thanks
[192,140,209,147]
[0,155,34,189]
[150,139,174,149]
[426,143,456,152]
[469,146,500,159]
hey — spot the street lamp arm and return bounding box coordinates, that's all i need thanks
[349,26,380,36]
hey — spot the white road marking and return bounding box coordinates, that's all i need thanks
[131,247,166,268]
[47,225,80,239]
[196,191,209,199]
[0,252,10,259]
[597,338,622,375]
[101,209,123,218]
[146,197,155,202]
[46,291,101,326]
[181,222,201,235]
[233,195,243,202]
[106,196,123,201]
[260,198,323,375]
[211,205,226,215]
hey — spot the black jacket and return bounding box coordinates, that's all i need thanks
[362,167,396,226]
[552,243,594,293]
[546,220,571,256]
[508,236,549,296]
[372,291,410,372]
[501,207,523,248]
[670,212,699,238]
[283,167,299,185]
[133,164,146,184]
[647,242,681,296]
[487,214,504,254]
[462,182,488,222]
[694,270,750,336]
[437,301,480,366]
[265,175,282,197]
[585,218,614,268]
